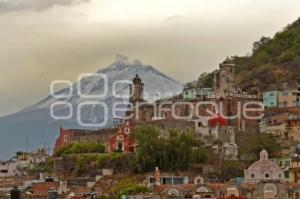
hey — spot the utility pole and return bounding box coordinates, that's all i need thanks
[26,133,29,153]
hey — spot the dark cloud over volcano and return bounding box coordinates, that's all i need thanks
[0,0,90,13]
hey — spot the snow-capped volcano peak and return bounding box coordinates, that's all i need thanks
[0,55,183,158]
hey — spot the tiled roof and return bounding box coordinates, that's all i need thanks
[207,183,226,191]
[31,181,60,196]
[219,196,246,199]
[247,159,282,172]
[241,183,256,190]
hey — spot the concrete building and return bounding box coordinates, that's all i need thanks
[286,115,300,142]
[263,91,279,108]
[147,168,189,186]
[278,91,296,108]
[183,86,197,100]
[244,149,284,183]
[271,157,293,182]
[0,160,19,177]
[263,86,300,109]
[259,119,287,138]
[291,157,300,183]
[278,87,300,108]
[183,86,214,100]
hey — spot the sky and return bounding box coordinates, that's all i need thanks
[0,0,299,116]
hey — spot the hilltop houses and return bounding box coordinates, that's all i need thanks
[0,160,19,177]
[263,86,300,109]
[40,58,300,199]
[128,57,263,133]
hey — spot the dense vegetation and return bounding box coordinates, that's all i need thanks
[71,153,127,176]
[235,18,300,91]
[131,125,209,173]
[111,178,150,199]
[193,17,300,92]
[54,142,105,156]
[208,133,281,181]
[237,133,281,161]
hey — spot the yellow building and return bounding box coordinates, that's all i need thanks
[278,87,300,108]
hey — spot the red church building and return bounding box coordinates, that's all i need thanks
[107,122,136,153]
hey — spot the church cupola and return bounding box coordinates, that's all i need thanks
[260,149,269,160]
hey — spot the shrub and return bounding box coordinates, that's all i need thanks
[55,142,105,156]
[111,178,149,199]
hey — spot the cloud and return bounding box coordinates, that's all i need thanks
[0,0,90,13]
[165,15,183,22]
[115,54,130,65]
[115,54,144,66]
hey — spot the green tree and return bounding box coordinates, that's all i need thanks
[131,125,208,173]
[111,178,149,199]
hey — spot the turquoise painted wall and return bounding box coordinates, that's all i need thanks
[183,88,196,99]
[263,91,279,108]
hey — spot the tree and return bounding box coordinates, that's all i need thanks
[54,142,105,156]
[131,125,209,173]
[111,178,149,199]
[252,36,271,54]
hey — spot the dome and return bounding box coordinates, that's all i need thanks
[247,150,282,172]
[247,159,282,172]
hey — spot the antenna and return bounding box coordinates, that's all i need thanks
[26,133,29,153]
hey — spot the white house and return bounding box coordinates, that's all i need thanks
[0,160,19,177]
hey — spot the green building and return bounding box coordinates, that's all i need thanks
[272,157,294,182]
[183,87,213,100]
[263,91,279,108]
[183,87,197,99]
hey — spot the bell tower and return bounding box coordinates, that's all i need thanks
[214,57,236,98]
[260,149,269,160]
[129,74,144,103]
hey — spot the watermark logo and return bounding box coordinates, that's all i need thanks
[50,73,264,128]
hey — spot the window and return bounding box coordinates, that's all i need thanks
[149,178,155,183]
[198,122,202,127]
[173,178,184,184]
[251,173,255,178]
[64,135,68,142]
[163,178,173,185]
[284,171,289,179]
[265,173,270,178]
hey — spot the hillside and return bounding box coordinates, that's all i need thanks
[195,17,300,92]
